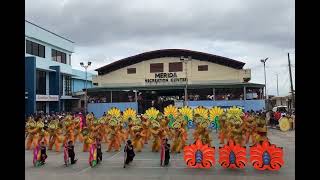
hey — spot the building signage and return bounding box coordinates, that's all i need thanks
[36,95,59,101]
[145,72,187,84]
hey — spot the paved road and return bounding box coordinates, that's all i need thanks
[25,129,295,180]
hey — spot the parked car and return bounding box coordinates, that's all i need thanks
[272,106,287,120]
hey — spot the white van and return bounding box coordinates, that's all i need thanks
[272,106,288,116]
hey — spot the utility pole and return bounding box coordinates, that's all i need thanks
[180,56,192,106]
[80,61,92,115]
[260,58,269,99]
[276,74,279,96]
[288,53,295,109]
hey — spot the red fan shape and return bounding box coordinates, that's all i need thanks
[183,139,215,168]
[250,140,284,171]
[219,140,247,169]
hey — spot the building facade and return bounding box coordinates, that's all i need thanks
[89,49,265,117]
[270,94,295,110]
[25,20,95,115]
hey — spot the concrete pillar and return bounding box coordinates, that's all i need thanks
[212,88,215,100]
[46,72,49,95]
[243,86,246,101]
[135,90,138,103]
[110,91,113,103]
[25,57,36,115]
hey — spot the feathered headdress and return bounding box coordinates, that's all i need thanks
[209,106,223,129]
[144,107,160,121]
[164,105,178,128]
[123,108,137,122]
[106,107,121,127]
[226,106,243,125]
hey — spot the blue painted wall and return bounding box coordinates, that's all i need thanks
[244,100,266,111]
[72,79,93,93]
[25,57,36,115]
[187,100,265,111]
[87,100,264,118]
[88,102,138,118]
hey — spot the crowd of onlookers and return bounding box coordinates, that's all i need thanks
[87,93,262,104]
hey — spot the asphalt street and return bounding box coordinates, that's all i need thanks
[25,128,295,180]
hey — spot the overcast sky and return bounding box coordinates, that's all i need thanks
[26,0,295,96]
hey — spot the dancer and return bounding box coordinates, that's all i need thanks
[226,106,245,146]
[163,138,170,166]
[26,117,39,150]
[39,141,47,165]
[67,140,77,164]
[124,140,135,165]
[48,119,64,152]
[96,138,103,163]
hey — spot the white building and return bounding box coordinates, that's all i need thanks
[25,20,95,115]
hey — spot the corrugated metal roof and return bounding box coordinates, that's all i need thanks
[96,49,246,75]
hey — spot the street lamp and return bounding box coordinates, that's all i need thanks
[80,61,92,115]
[260,58,268,99]
[180,56,192,106]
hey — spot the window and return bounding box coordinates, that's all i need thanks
[127,68,136,74]
[62,53,66,64]
[93,83,98,86]
[26,40,45,58]
[26,40,32,54]
[36,70,46,95]
[169,62,183,72]
[198,65,208,71]
[52,49,67,64]
[150,63,164,73]
[65,76,72,96]
[69,54,71,65]
[39,45,45,58]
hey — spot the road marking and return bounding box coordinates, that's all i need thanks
[106,151,122,160]
[77,166,91,174]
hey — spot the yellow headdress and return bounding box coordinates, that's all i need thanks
[179,106,193,121]
[226,106,243,125]
[26,117,36,128]
[209,106,223,121]
[107,107,121,118]
[164,105,179,128]
[144,107,159,121]
[48,120,58,130]
[123,108,137,122]
[226,106,244,119]
[194,106,208,119]
[36,119,44,129]
[164,105,178,119]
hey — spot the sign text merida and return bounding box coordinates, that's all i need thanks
[145,72,187,84]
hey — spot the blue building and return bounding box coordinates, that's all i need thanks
[25,20,96,115]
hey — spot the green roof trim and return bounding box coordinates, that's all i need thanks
[86,82,264,92]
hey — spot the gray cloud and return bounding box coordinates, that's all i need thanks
[26,0,295,96]
[26,0,294,48]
